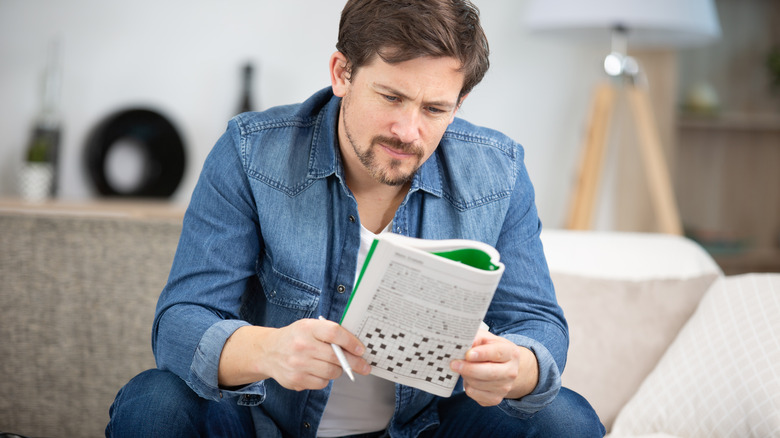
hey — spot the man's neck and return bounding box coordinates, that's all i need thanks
[349,179,409,234]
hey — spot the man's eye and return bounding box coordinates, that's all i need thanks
[427,107,445,114]
[383,94,399,102]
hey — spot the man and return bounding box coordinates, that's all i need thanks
[107,0,605,436]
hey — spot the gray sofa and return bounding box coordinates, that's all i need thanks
[0,203,182,437]
[1,202,777,437]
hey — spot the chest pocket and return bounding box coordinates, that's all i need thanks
[252,258,321,328]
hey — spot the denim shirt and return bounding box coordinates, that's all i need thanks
[152,87,567,438]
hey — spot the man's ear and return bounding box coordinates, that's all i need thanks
[330,51,350,97]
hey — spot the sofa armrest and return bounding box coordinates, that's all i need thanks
[541,229,722,281]
[0,210,182,438]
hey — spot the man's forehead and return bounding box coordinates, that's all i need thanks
[356,53,465,102]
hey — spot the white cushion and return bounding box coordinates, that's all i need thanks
[541,229,722,281]
[610,274,780,438]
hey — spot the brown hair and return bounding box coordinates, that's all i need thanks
[336,0,490,99]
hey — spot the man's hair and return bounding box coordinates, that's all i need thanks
[336,0,490,99]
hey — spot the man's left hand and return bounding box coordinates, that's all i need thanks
[450,330,539,406]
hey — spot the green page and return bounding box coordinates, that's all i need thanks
[433,248,500,272]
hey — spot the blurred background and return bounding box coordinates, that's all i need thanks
[1,0,778,272]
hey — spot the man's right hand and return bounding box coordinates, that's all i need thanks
[217,318,370,391]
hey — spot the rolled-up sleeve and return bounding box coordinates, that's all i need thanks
[498,333,561,418]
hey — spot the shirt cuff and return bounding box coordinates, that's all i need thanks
[498,333,562,418]
[186,319,266,403]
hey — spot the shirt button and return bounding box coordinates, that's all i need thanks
[303,422,311,429]
[337,285,346,293]
[348,215,356,222]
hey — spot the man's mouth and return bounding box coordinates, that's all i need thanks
[374,137,418,159]
[380,143,415,159]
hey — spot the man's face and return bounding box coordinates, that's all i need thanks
[332,54,465,187]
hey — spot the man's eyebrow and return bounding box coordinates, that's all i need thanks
[373,83,457,110]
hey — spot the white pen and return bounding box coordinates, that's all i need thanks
[318,316,355,382]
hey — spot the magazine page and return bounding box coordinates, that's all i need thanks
[341,235,504,397]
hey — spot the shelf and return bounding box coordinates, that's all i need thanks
[713,248,780,275]
[0,198,186,221]
[676,110,780,275]
[678,112,780,133]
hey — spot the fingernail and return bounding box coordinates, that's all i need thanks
[451,361,462,372]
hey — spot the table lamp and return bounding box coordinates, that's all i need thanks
[525,0,721,234]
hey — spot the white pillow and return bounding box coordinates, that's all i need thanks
[610,274,780,438]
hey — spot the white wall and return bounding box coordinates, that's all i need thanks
[0,0,605,228]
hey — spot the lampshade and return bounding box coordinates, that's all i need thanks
[525,0,721,48]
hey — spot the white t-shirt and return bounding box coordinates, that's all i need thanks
[317,224,396,437]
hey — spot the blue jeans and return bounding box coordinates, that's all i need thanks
[107,369,605,437]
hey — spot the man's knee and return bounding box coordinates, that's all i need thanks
[106,369,214,437]
[108,369,256,437]
[531,387,605,437]
[435,388,604,438]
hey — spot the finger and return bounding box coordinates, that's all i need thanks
[286,368,336,391]
[470,329,493,347]
[314,317,371,375]
[274,322,349,373]
[275,355,346,391]
[318,340,371,376]
[464,341,515,364]
[347,354,372,375]
[453,358,514,383]
[315,317,365,357]
[313,358,350,381]
[462,381,506,407]
[460,364,517,399]
[467,333,526,364]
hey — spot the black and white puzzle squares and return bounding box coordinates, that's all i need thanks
[362,319,464,386]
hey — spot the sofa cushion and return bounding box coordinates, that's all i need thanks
[553,272,718,430]
[541,229,722,430]
[609,273,780,437]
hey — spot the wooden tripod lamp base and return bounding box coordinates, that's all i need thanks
[566,81,684,235]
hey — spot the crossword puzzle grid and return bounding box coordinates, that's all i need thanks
[361,319,464,387]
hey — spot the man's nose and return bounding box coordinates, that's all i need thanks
[390,107,422,144]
